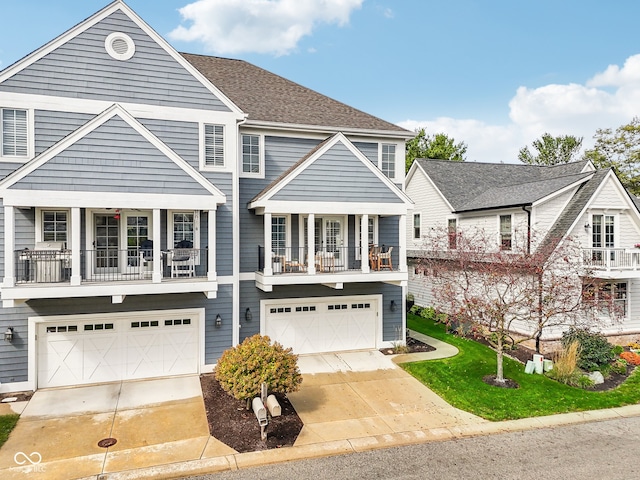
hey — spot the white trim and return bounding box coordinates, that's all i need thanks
[254,200,410,216]
[355,215,378,260]
[27,307,205,391]
[1,190,221,210]
[412,212,422,240]
[0,91,242,125]
[242,119,413,140]
[379,141,400,181]
[200,122,232,172]
[239,133,265,179]
[104,32,135,61]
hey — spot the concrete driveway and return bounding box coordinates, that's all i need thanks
[0,375,233,480]
[290,350,486,446]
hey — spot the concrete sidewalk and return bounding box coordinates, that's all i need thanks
[2,337,640,479]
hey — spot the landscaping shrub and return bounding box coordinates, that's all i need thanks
[561,327,614,371]
[611,359,629,375]
[215,334,302,403]
[612,345,625,356]
[620,351,640,366]
[547,341,582,386]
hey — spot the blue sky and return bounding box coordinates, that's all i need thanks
[2,0,640,163]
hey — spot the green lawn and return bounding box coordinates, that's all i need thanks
[403,314,640,421]
[0,414,19,448]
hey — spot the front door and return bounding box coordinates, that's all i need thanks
[94,214,119,274]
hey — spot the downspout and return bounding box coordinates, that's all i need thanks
[522,204,542,353]
[522,205,532,255]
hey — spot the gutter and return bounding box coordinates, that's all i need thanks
[522,205,532,254]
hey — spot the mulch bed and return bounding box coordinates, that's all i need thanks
[379,335,436,355]
[0,391,32,403]
[199,374,303,453]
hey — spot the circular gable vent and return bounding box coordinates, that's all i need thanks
[105,32,135,61]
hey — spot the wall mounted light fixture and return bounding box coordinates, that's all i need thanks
[584,222,591,230]
[215,314,222,327]
[245,308,253,322]
[390,300,397,312]
[4,327,13,342]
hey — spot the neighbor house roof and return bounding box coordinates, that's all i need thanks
[414,159,593,212]
[182,53,412,136]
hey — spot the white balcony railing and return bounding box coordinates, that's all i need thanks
[582,248,640,271]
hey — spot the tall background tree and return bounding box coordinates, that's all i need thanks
[583,117,640,196]
[518,133,583,166]
[405,128,467,172]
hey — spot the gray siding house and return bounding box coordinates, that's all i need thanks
[0,1,413,392]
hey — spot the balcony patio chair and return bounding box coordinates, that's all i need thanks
[170,245,197,278]
[369,245,380,270]
[377,246,393,271]
[315,251,335,272]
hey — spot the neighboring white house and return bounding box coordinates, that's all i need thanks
[406,158,640,345]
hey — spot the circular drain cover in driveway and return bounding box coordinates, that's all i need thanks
[98,438,117,448]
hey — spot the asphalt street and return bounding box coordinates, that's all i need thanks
[186,415,640,480]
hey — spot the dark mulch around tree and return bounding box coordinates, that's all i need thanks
[482,375,519,389]
[379,335,436,355]
[199,374,303,453]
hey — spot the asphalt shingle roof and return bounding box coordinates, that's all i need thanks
[415,159,592,212]
[182,53,411,135]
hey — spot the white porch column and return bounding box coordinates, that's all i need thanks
[208,209,217,280]
[152,209,162,283]
[307,213,316,275]
[361,214,370,274]
[70,207,81,285]
[3,206,15,287]
[399,214,407,272]
[264,213,273,275]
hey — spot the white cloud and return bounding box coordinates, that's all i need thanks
[399,54,640,164]
[169,0,363,56]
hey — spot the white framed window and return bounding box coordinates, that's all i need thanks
[381,144,396,179]
[167,211,200,249]
[448,218,457,250]
[1,108,29,159]
[240,134,263,177]
[203,124,224,167]
[37,208,70,247]
[582,281,627,318]
[413,213,421,240]
[272,216,287,257]
[499,214,512,251]
[354,215,378,260]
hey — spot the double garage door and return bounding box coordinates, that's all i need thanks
[264,296,379,354]
[37,313,199,389]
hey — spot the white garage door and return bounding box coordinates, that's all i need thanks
[37,314,198,388]
[264,296,379,354]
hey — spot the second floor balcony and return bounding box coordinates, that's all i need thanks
[255,245,406,291]
[582,248,640,277]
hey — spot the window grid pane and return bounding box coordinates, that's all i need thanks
[500,215,512,250]
[272,216,286,256]
[381,144,395,178]
[204,124,224,166]
[413,214,421,239]
[242,134,260,173]
[173,212,194,247]
[43,211,67,242]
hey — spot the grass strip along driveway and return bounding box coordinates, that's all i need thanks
[403,314,640,421]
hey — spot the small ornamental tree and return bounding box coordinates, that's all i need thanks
[215,334,302,405]
[416,226,606,384]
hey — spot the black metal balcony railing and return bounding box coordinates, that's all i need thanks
[14,248,208,284]
[258,245,398,274]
